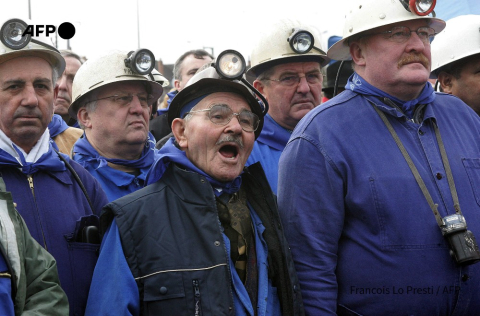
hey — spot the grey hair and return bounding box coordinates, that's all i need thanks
[60,49,84,64]
[173,49,214,81]
[52,67,59,86]
[77,90,98,129]
[256,66,276,83]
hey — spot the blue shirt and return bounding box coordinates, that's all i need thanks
[85,208,281,316]
[278,90,480,315]
[247,114,291,194]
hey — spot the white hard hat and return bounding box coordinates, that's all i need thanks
[69,50,165,117]
[327,0,446,60]
[0,17,65,74]
[151,68,170,87]
[247,18,329,79]
[430,15,480,78]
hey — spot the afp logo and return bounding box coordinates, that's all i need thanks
[23,22,75,39]
[0,18,75,50]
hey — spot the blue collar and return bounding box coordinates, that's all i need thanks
[146,138,242,196]
[0,142,65,174]
[48,114,70,138]
[73,133,158,170]
[345,73,435,118]
[256,114,291,151]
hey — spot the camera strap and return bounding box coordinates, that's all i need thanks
[370,102,462,228]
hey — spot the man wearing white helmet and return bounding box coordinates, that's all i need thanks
[431,15,480,115]
[85,50,303,316]
[278,1,480,314]
[246,19,329,194]
[70,50,168,202]
[0,17,108,316]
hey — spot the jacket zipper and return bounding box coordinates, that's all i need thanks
[211,184,235,314]
[26,174,48,250]
[27,174,34,197]
[193,279,202,316]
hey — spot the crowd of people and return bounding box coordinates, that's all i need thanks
[0,0,479,315]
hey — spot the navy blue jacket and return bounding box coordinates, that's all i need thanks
[0,158,108,316]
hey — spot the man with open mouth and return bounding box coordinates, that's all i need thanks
[85,50,303,316]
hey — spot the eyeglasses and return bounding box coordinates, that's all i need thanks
[86,93,155,107]
[264,73,324,87]
[185,104,260,132]
[369,26,436,44]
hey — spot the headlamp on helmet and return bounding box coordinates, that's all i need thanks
[125,48,155,75]
[399,0,436,16]
[0,18,58,51]
[209,49,268,115]
[215,50,247,80]
[169,49,269,138]
[288,28,326,55]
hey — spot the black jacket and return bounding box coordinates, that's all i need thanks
[101,162,304,315]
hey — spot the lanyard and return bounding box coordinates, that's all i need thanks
[370,102,461,228]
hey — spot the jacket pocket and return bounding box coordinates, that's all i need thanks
[462,158,480,207]
[143,271,185,301]
[142,272,187,315]
[67,241,99,316]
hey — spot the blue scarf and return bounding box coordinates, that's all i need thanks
[73,133,158,170]
[345,73,435,118]
[156,90,178,116]
[48,114,70,138]
[0,141,66,174]
[256,114,291,151]
[146,138,242,196]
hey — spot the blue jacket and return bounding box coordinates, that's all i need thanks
[0,157,108,316]
[70,160,149,202]
[278,89,480,315]
[246,114,291,194]
[73,135,159,202]
[86,162,303,316]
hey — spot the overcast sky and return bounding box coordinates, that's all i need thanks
[4,0,476,65]
[3,0,347,64]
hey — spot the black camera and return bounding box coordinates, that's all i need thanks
[441,214,480,265]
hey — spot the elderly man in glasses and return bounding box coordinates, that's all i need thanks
[277,0,480,315]
[246,19,329,194]
[70,51,166,201]
[85,52,303,316]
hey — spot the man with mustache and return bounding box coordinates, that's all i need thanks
[0,17,108,316]
[70,51,167,202]
[278,0,480,315]
[85,52,303,316]
[246,19,329,194]
[431,15,480,116]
